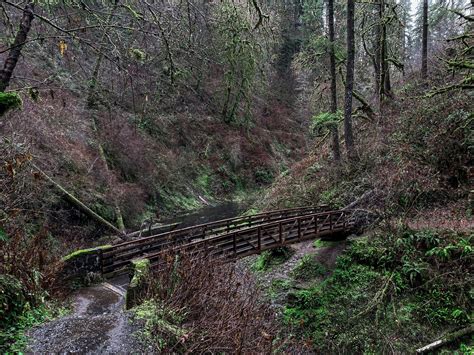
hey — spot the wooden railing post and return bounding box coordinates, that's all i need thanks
[257,226,261,251]
[315,215,318,235]
[279,222,283,244]
[329,213,333,230]
[99,248,105,275]
[233,233,237,257]
[297,217,301,240]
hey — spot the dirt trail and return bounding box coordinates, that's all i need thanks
[26,275,147,354]
[237,238,348,309]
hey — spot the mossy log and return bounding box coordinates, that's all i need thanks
[62,245,112,262]
[32,162,125,238]
[416,324,474,353]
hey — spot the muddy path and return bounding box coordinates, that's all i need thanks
[26,275,148,354]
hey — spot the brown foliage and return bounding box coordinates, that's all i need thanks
[135,251,303,353]
[0,139,69,300]
[0,229,63,301]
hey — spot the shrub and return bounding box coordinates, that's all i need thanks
[130,250,284,353]
[0,92,22,116]
[0,275,27,331]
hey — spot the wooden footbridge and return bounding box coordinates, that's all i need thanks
[99,206,356,278]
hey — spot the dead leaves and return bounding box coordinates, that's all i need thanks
[3,153,32,178]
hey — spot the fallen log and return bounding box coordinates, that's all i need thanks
[32,162,125,238]
[416,324,474,354]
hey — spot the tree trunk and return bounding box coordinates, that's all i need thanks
[327,0,341,161]
[0,2,34,92]
[421,0,428,79]
[374,6,381,112]
[378,1,385,105]
[344,0,356,157]
[86,3,126,232]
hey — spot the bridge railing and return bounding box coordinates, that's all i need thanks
[101,208,354,277]
[145,210,354,264]
[101,205,330,273]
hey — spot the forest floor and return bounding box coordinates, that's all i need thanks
[238,237,350,309]
[26,275,147,354]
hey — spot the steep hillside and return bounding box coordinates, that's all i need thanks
[257,81,472,228]
[249,73,473,352]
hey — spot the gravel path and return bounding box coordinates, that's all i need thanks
[26,276,148,354]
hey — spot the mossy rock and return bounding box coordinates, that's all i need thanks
[126,258,151,309]
[0,92,22,116]
[129,258,151,288]
[252,247,295,272]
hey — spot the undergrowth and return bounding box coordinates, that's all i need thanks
[257,88,472,223]
[252,247,295,272]
[283,226,473,353]
[291,254,327,281]
[128,251,307,352]
[0,303,68,353]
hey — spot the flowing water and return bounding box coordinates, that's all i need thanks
[162,200,246,228]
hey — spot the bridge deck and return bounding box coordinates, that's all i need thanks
[101,207,355,278]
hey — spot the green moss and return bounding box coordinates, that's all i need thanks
[160,189,201,212]
[196,170,212,194]
[252,247,294,272]
[268,278,293,300]
[0,92,22,116]
[130,258,150,288]
[291,255,327,281]
[129,48,146,62]
[126,259,151,309]
[242,207,259,216]
[62,244,112,261]
[313,239,342,248]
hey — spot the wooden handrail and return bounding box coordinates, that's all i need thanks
[108,205,329,251]
[99,208,355,277]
